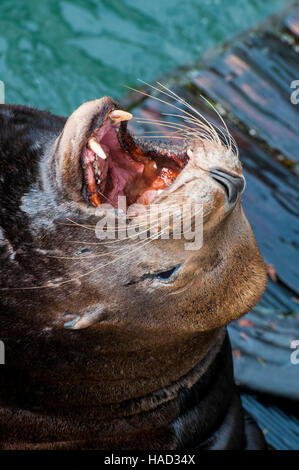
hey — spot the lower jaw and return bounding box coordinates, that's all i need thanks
[81,119,188,209]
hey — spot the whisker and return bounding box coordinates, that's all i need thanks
[161,113,221,138]
[136,122,214,141]
[198,94,235,155]
[136,117,198,134]
[135,121,201,140]
[138,80,221,146]
[43,208,184,285]
[0,204,202,291]
[135,135,188,140]
[63,194,196,251]
[96,189,115,206]
[125,84,219,142]
[135,80,238,156]
[153,81,223,145]
[127,82,227,151]
[48,205,184,258]
[157,84,237,155]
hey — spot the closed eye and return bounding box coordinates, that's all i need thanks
[154,264,181,282]
[125,264,181,286]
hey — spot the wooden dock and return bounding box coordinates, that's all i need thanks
[122,3,299,449]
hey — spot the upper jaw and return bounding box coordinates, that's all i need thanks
[79,102,192,209]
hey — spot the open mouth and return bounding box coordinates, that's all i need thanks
[81,107,190,208]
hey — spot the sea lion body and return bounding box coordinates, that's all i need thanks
[0,99,267,450]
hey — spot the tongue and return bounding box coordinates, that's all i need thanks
[83,120,185,208]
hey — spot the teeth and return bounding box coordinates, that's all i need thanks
[109,109,133,124]
[187,148,193,158]
[88,138,107,160]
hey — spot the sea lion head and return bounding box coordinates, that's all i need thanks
[1,92,267,406]
[47,95,266,331]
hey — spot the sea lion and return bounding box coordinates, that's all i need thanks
[0,90,267,450]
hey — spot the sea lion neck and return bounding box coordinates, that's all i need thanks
[0,329,227,449]
[1,322,221,409]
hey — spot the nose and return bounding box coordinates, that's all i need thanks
[209,168,245,205]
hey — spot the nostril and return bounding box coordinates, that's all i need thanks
[209,168,245,205]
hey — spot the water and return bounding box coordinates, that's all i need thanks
[0,0,291,116]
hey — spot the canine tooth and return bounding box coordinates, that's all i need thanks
[187,148,193,158]
[88,138,107,160]
[109,109,133,124]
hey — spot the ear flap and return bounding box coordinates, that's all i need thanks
[64,304,105,330]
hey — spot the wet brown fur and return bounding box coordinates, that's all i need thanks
[0,98,267,449]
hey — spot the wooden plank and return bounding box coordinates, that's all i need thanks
[285,8,299,36]
[241,394,299,450]
[192,32,299,164]
[122,5,299,418]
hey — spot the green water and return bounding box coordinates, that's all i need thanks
[0,0,291,115]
